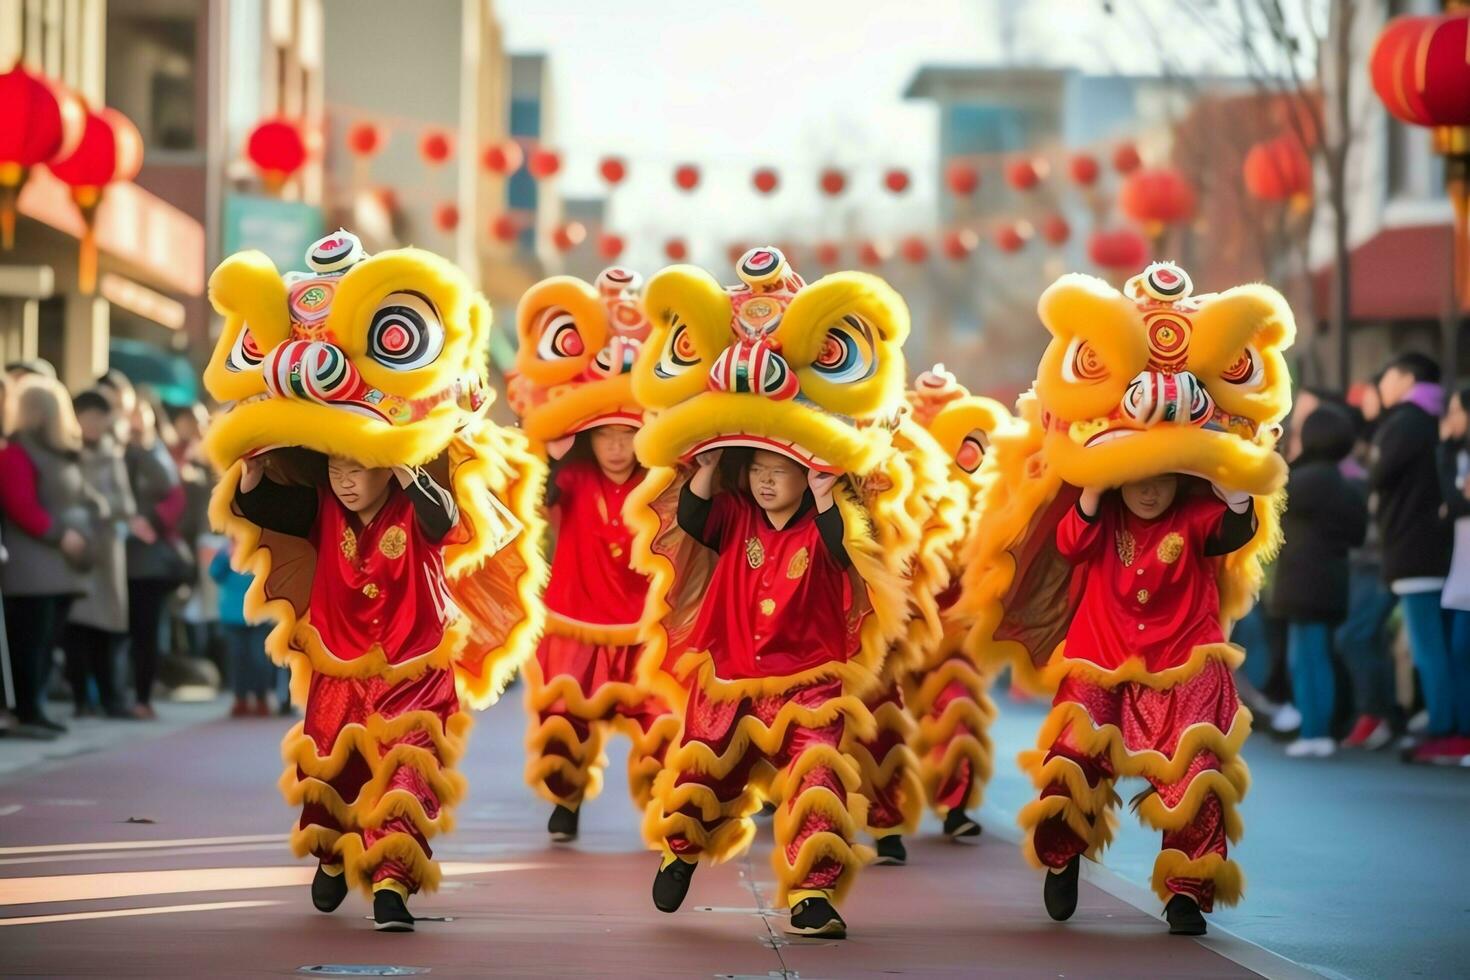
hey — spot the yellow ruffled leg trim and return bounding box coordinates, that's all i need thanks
[768,744,873,905]
[281,711,474,782]
[612,713,681,811]
[335,830,442,897]
[919,732,994,814]
[522,657,658,718]
[1150,850,1245,907]
[1017,793,1120,869]
[523,713,609,809]
[1133,760,1249,844]
[662,693,876,780]
[1033,702,1253,786]
[915,692,996,751]
[281,739,467,819]
[1018,751,1126,815]
[641,777,761,863]
[289,823,342,861]
[846,739,925,837]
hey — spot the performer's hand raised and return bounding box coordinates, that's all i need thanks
[808,468,839,510]
[239,454,266,493]
[694,448,723,471]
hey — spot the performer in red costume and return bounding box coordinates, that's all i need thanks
[533,424,675,840]
[235,454,465,931]
[1034,474,1256,935]
[652,446,859,936]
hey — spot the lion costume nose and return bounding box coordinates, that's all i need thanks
[1121,369,1214,427]
[707,336,799,400]
[263,340,362,404]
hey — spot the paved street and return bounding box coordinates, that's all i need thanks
[0,685,1461,978]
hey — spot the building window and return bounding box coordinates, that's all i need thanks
[106,3,201,154]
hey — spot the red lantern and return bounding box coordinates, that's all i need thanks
[674,164,700,191]
[552,221,586,252]
[1087,227,1149,270]
[598,232,625,260]
[1112,142,1142,174]
[1120,168,1196,234]
[482,141,523,176]
[752,168,779,194]
[528,148,561,180]
[599,156,627,185]
[857,240,887,267]
[994,224,1026,253]
[246,117,308,191]
[1006,159,1039,191]
[0,64,85,249]
[819,168,846,196]
[419,130,453,166]
[945,161,979,196]
[884,168,910,194]
[433,202,459,232]
[900,235,928,264]
[347,122,383,158]
[490,213,520,243]
[48,107,143,293]
[1040,213,1071,246]
[1243,135,1313,205]
[1068,153,1100,188]
[1370,13,1470,133]
[665,238,688,261]
[943,229,978,260]
[815,241,841,265]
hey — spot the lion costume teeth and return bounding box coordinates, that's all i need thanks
[203,230,546,897]
[959,262,1295,911]
[628,246,922,906]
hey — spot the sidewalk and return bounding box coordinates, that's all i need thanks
[0,698,231,784]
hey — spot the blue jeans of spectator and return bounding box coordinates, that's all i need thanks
[1399,590,1463,736]
[222,623,273,699]
[1287,621,1334,740]
[1335,570,1398,720]
[1444,609,1470,735]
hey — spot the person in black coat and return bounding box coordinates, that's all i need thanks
[1369,352,1458,762]
[1272,402,1367,757]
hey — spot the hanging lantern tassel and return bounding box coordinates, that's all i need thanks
[0,165,24,250]
[72,185,101,294]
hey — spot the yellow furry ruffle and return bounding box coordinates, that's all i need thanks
[523,656,666,719]
[282,710,473,781]
[616,713,682,810]
[543,612,642,647]
[1027,701,1253,786]
[847,739,925,836]
[1134,762,1249,843]
[336,830,443,896]
[918,731,993,814]
[770,791,873,904]
[660,691,876,780]
[1151,850,1245,907]
[1043,642,1245,693]
[641,766,764,859]
[1018,794,1120,868]
[288,617,468,686]
[524,713,609,808]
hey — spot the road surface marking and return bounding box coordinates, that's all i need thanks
[0,899,283,927]
[0,861,541,905]
[0,842,287,867]
[0,805,21,817]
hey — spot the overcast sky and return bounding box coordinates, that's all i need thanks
[497,0,1319,270]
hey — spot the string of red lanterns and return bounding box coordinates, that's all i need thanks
[48,106,144,293]
[0,63,86,250]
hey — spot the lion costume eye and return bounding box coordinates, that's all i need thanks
[1220,346,1264,389]
[368,291,445,371]
[956,430,989,473]
[1061,337,1108,383]
[226,327,266,373]
[534,310,586,361]
[654,319,702,379]
[809,316,876,384]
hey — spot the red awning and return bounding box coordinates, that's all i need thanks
[1313,222,1457,321]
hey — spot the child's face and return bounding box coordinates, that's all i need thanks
[749,449,806,513]
[589,425,637,477]
[76,407,109,444]
[1120,474,1178,520]
[327,456,393,513]
[1378,367,1413,408]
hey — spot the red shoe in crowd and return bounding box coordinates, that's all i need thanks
[1341,715,1392,750]
[230,698,251,718]
[251,698,271,717]
[1409,735,1470,765]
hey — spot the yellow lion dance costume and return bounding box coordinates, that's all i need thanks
[960,262,1293,933]
[627,246,921,937]
[203,231,545,921]
[508,267,678,840]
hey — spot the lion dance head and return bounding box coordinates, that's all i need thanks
[959,261,1295,692]
[203,230,547,707]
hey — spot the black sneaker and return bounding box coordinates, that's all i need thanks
[311,863,348,913]
[786,896,847,938]
[873,835,907,866]
[548,804,579,842]
[943,809,982,843]
[1043,856,1080,921]
[1164,894,1207,936]
[373,888,414,932]
[652,853,696,913]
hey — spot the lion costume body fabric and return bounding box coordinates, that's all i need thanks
[627,247,921,907]
[893,366,1012,828]
[508,267,678,818]
[960,262,1294,911]
[203,231,546,896]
